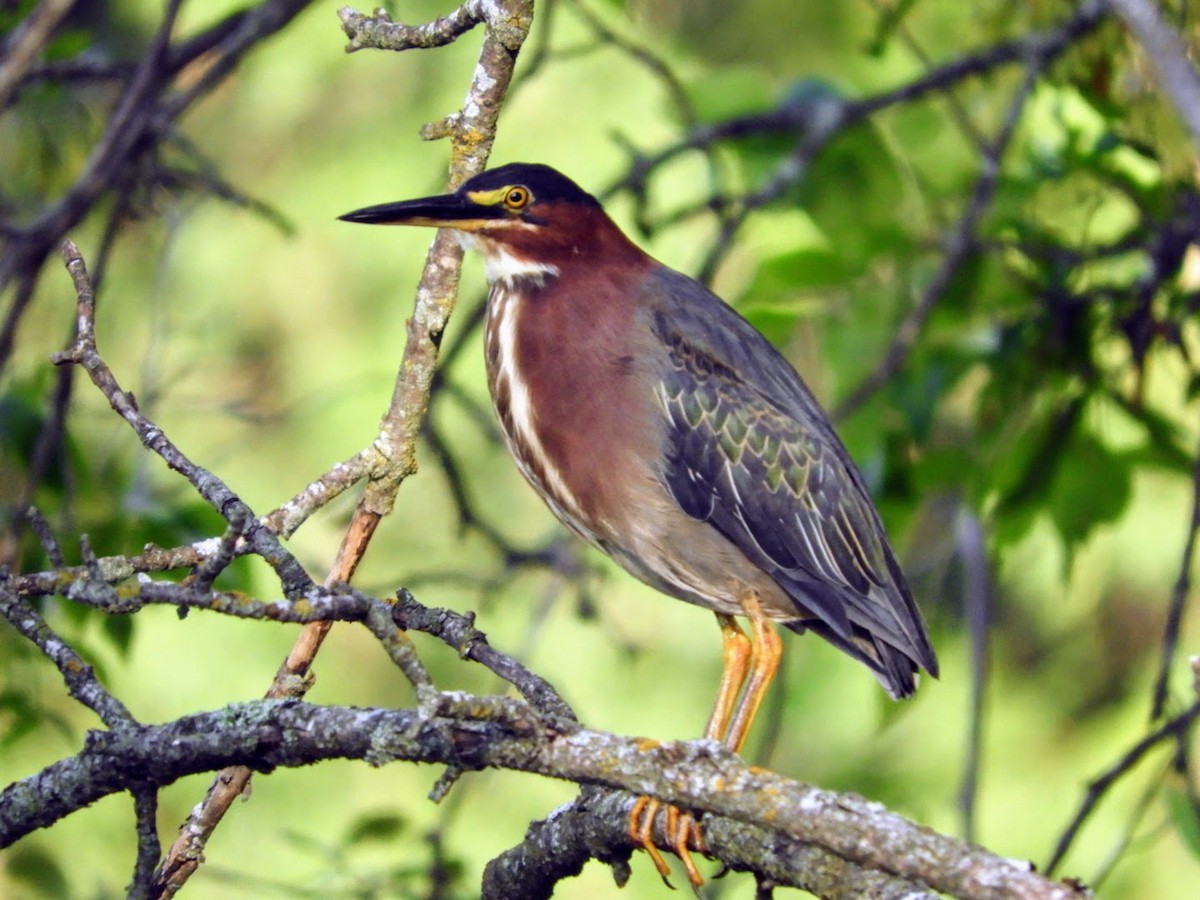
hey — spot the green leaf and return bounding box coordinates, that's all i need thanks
[0,388,70,491]
[5,844,70,898]
[864,0,921,56]
[345,811,407,845]
[683,68,775,125]
[749,248,850,293]
[992,396,1086,518]
[101,613,135,657]
[1166,786,1200,861]
[1046,431,1131,551]
[795,122,909,269]
[1105,391,1193,475]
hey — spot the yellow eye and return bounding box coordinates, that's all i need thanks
[503,186,530,211]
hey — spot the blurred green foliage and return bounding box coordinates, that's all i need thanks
[2,1,1200,898]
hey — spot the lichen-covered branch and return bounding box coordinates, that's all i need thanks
[0,695,1087,900]
[51,242,312,596]
[482,786,938,900]
[0,581,135,729]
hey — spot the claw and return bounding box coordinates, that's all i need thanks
[630,795,675,885]
[628,795,706,888]
[625,600,779,889]
[667,806,705,887]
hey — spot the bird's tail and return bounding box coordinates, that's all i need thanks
[784,619,922,699]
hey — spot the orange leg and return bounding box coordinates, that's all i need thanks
[704,613,754,742]
[627,610,757,887]
[723,592,783,755]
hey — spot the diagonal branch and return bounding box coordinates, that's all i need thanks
[0,0,77,110]
[1108,0,1200,147]
[1045,696,1200,875]
[1150,427,1200,719]
[832,53,1041,420]
[151,4,535,893]
[0,579,135,729]
[52,242,313,597]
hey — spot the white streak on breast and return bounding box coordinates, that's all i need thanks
[489,287,593,540]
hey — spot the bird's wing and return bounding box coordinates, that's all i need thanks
[641,268,937,686]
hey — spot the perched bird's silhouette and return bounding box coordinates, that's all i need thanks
[341,163,938,885]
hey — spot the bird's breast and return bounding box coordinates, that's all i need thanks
[484,285,600,542]
[482,280,664,549]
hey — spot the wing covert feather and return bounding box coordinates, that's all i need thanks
[641,268,937,685]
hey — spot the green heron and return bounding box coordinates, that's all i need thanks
[341,163,938,885]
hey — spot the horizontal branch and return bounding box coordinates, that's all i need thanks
[483,786,937,899]
[0,697,1086,899]
[339,0,531,54]
[617,0,1109,187]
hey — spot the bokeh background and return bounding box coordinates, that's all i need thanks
[3,1,1200,897]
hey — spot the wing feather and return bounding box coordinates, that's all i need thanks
[642,268,938,693]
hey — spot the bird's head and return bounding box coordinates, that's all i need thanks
[340,163,637,285]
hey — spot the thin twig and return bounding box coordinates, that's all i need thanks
[0,0,316,375]
[52,242,313,597]
[0,579,136,729]
[393,589,576,722]
[833,57,1042,420]
[1150,427,1200,719]
[609,0,1109,210]
[1045,700,1200,875]
[0,0,77,110]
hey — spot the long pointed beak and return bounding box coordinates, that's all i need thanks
[338,192,498,229]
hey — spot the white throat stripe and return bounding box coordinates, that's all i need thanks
[484,246,559,286]
[454,231,559,286]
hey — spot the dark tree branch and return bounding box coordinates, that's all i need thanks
[0,580,136,729]
[610,0,1109,208]
[1045,698,1200,875]
[484,786,940,900]
[832,54,1041,419]
[51,242,313,597]
[1151,429,1200,719]
[0,0,316,374]
[128,785,161,900]
[393,589,577,722]
[0,0,76,110]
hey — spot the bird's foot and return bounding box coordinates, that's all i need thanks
[628,795,708,888]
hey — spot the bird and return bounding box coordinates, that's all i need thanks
[340,162,938,886]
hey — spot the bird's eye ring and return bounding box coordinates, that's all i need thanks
[503,186,530,211]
